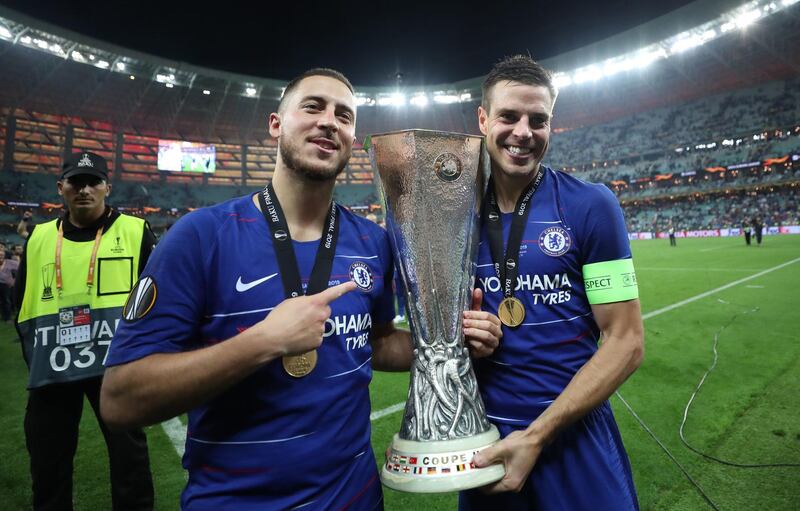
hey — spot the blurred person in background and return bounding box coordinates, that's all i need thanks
[0,247,18,323]
[743,220,752,245]
[18,210,34,239]
[753,216,764,245]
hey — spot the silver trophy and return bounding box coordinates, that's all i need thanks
[366,130,504,493]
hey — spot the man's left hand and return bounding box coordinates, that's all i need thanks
[463,288,502,358]
[472,430,542,493]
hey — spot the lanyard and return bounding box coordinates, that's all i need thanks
[482,168,545,299]
[257,182,340,298]
[55,220,104,294]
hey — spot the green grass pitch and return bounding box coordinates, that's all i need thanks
[1,235,798,509]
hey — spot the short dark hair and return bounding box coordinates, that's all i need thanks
[279,68,355,111]
[482,55,556,111]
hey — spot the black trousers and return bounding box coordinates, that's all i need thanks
[0,282,13,321]
[745,231,751,245]
[25,376,154,511]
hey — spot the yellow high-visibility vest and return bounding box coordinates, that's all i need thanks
[18,214,145,388]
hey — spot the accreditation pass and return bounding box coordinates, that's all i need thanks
[58,305,92,346]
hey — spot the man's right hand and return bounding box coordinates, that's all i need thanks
[254,280,357,356]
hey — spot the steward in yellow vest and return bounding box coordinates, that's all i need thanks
[14,151,156,510]
[17,212,148,387]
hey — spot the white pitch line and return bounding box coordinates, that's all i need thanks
[642,256,800,320]
[370,402,406,421]
[160,417,187,458]
[160,256,800,457]
[636,267,761,272]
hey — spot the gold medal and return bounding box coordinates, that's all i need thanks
[282,350,318,377]
[498,297,525,327]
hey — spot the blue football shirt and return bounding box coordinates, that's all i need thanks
[107,194,394,510]
[474,167,633,424]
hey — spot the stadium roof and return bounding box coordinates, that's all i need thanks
[1,0,799,141]
[0,0,704,85]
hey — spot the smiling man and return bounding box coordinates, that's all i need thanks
[15,151,156,510]
[459,55,645,511]
[100,68,502,510]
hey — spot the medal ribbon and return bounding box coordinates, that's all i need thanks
[482,168,545,299]
[55,220,105,294]
[257,182,340,298]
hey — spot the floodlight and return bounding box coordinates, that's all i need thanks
[202,89,211,95]
[671,34,703,53]
[165,83,174,88]
[0,25,11,39]
[377,93,406,106]
[553,73,572,88]
[573,65,601,84]
[245,87,257,96]
[432,94,459,104]
[410,94,428,107]
[736,9,762,27]
[116,62,126,70]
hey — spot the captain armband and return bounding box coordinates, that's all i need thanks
[582,258,639,304]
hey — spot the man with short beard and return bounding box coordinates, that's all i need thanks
[100,68,502,510]
[460,55,644,511]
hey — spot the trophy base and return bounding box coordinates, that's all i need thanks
[381,426,505,493]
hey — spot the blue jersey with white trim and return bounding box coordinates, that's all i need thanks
[106,194,394,510]
[474,167,632,424]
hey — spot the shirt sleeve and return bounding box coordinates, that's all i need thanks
[372,226,396,325]
[106,211,210,366]
[576,184,632,265]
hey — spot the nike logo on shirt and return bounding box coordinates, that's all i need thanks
[235,273,279,292]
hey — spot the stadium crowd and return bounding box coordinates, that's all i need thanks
[548,77,800,181]
[623,186,799,233]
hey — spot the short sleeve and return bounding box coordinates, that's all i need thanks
[105,211,210,366]
[576,184,632,265]
[371,226,396,325]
